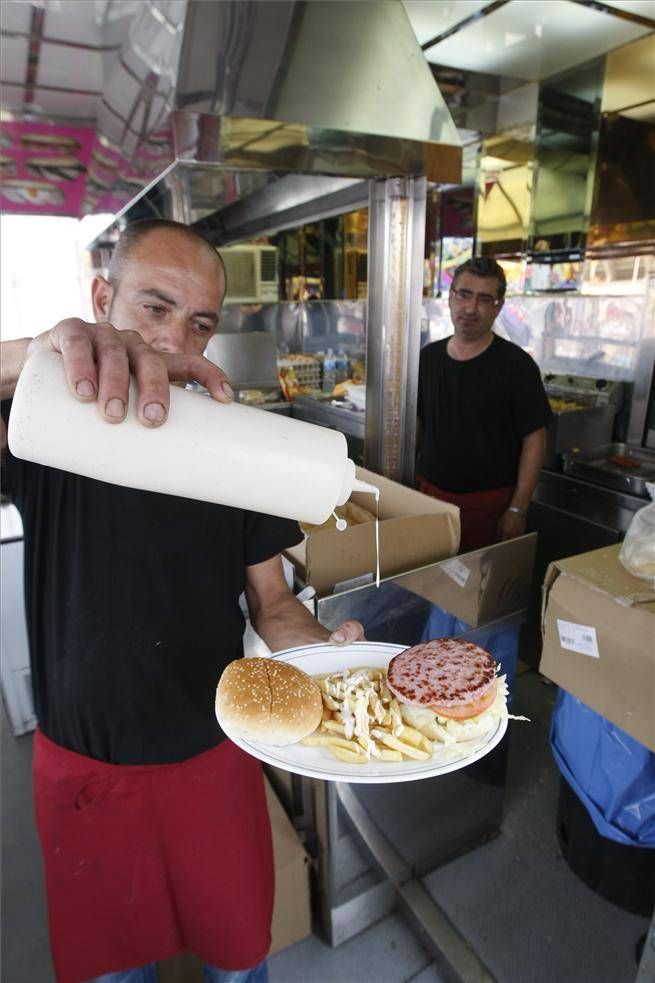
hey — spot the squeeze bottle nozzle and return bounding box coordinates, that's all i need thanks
[351,478,380,497]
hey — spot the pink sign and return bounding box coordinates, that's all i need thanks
[83,129,173,216]
[0,121,95,217]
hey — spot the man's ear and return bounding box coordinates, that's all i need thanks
[91,276,114,321]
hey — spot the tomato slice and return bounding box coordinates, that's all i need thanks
[430,679,497,720]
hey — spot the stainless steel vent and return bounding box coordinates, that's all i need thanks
[1,0,462,224]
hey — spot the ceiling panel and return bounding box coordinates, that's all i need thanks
[27,90,101,119]
[0,36,28,85]
[42,0,103,46]
[1,1,33,33]
[36,43,103,92]
[0,85,24,111]
[602,34,655,112]
[421,0,652,79]
[402,1,490,46]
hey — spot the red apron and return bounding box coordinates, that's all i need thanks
[419,478,514,553]
[33,731,274,983]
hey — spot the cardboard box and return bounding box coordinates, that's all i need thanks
[396,533,536,629]
[158,779,311,982]
[284,466,460,596]
[265,778,312,957]
[540,544,655,751]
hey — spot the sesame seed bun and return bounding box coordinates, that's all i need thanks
[216,657,323,746]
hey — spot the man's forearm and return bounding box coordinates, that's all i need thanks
[1,339,31,399]
[250,590,331,652]
[511,428,545,512]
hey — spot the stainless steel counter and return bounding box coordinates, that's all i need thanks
[291,396,365,464]
[533,468,644,537]
[291,395,365,437]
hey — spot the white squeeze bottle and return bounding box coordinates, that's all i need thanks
[8,351,378,525]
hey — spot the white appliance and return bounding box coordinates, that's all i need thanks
[0,503,36,735]
[220,244,279,303]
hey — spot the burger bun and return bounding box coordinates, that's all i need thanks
[216,657,323,747]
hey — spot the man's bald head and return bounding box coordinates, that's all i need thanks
[107,219,227,297]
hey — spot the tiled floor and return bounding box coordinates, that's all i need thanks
[1,670,650,983]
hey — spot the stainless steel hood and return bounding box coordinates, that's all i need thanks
[88,0,462,236]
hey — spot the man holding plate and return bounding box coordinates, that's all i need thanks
[0,219,363,983]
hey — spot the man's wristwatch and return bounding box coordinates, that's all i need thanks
[507,505,527,518]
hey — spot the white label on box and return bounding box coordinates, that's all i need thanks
[556,619,600,659]
[441,558,471,588]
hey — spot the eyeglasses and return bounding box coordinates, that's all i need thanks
[450,287,500,310]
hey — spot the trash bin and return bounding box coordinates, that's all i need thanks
[551,689,655,916]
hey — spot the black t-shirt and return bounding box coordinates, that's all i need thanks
[1,402,303,765]
[417,335,553,493]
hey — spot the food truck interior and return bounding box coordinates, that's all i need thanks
[1,1,654,982]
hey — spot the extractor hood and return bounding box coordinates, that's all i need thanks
[1,0,462,236]
[101,0,462,238]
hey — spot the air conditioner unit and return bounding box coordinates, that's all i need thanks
[219,244,279,303]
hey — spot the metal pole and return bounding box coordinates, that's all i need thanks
[163,168,191,225]
[626,269,655,446]
[365,176,427,484]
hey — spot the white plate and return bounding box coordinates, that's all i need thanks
[217,641,508,784]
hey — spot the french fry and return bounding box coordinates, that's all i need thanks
[321,692,340,711]
[351,666,383,681]
[301,733,331,747]
[379,681,393,702]
[417,721,445,742]
[331,746,369,764]
[396,725,424,748]
[398,706,444,744]
[376,748,403,762]
[396,726,433,753]
[301,734,361,752]
[304,665,442,766]
[322,719,346,736]
[371,728,431,760]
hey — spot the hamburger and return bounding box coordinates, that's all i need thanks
[387,638,509,743]
[216,657,323,746]
[19,132,80,153]
[26,157,86,182]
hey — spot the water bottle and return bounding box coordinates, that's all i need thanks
[322,348,337,394]
[335,349,348,384]
[8,351,378,525]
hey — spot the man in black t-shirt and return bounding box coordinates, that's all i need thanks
[417,257,552,552]
[0,220,363,983]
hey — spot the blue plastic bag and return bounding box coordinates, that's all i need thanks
[550,689,655,847]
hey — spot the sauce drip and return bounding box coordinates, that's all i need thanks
[337,478,381,588]
[373,489,380,587]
